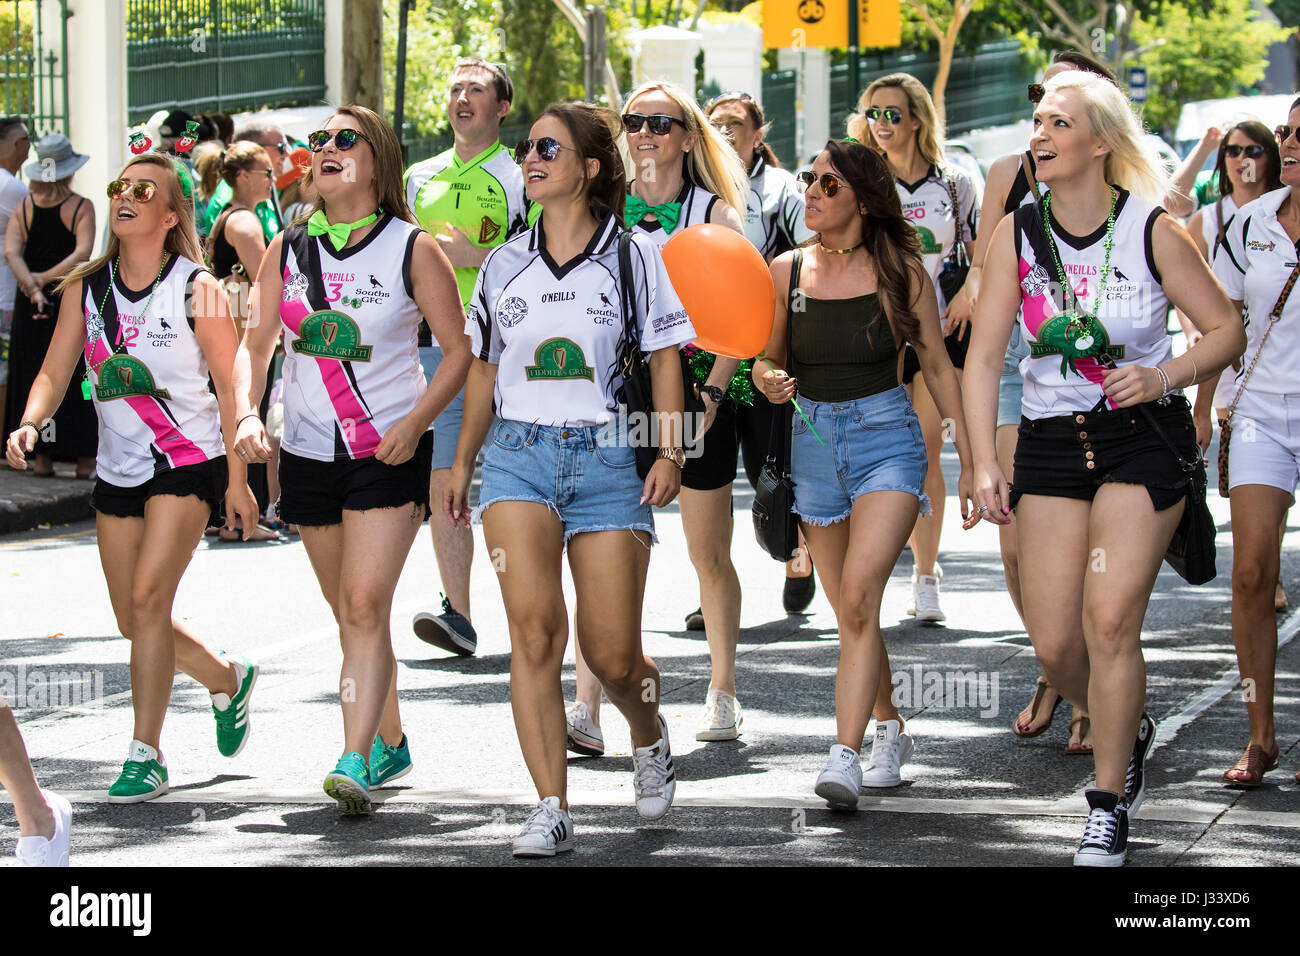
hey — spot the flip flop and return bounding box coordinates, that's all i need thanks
[1064,714,1093,755]
[1012,677,1064,738]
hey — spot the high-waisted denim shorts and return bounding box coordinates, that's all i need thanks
[790,386,930,526]
[475,419,655,545]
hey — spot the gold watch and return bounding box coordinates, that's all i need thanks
[658,446,686,469]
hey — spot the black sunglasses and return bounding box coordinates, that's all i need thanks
[864,107,903,125]
[1276,125,1297,145]
[514,137,575,164]
[1224,144,1268,159]
[797,170,846,197]
[1028,83,1045,105]
[621,113,688,136]
[307,128,365,152]
[107,180,156,202]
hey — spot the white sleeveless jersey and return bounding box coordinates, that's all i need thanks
[627,181,719,249]
[81,255,225,486]
[1014,189,1172,418]
[278,214,428,462]
[896,163,980,310]
[743,157,814,261]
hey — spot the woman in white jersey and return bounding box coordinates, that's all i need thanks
[564,81,751,754]
[5,153,261,803]
[447,102,694,856]
[966,71,1243,866]
[849,73,980,627]
[1211,101,1300,788]
[706,90,820,617]
[233,106,468,815]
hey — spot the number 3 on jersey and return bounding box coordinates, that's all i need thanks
[326,282,344,303]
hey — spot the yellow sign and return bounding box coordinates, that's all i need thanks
[860,0,901,48]
[762,0,900,49]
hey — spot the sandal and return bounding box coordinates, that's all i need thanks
[1276,581,1288,613]
[1012,677,1064,738]
[1223,743,1280,787]
[1064,713,1093,755]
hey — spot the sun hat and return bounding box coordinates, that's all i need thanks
[22,133,90,183]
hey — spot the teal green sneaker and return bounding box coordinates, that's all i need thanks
[212,657,258,758]
[107,741,169,804]
[367,734,412,787]
[323,752,372,815]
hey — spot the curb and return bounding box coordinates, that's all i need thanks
[0,478,94,535]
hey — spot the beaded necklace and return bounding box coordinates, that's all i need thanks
[1040,187,1117,345]
[81,254,170,399]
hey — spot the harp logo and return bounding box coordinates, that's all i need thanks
[292,310,373,361]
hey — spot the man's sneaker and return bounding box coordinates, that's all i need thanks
[1073,788,1128,867]
[512,796,575,857]
[632,712,675,820]
[908,562,945,622]
[412,594,477,656]
[368,733,412,787]
[1124,712,1156,816]
[685,607,705,631]
[565,702,605,757]
[815,744,862,809]
[695,689,743,741]
[211,656,258,757]
[860,719,915,788]
[107,740,168,804]
[323,752,372,815]
[15,790,72,867]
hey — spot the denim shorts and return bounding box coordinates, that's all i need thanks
[418,346,465,471]
[790,386,930,526]
[475,419,656,545]
[997,370,1024,429]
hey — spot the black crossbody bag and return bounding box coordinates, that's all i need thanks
[751,250,802,562]
[614,230,657,479]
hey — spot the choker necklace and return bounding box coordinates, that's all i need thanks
[819,241,862,254]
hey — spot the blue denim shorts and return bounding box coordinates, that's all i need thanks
[475,419,656,545]
[790,386,930,526]
[418,346,465,471]
[997,370,1024,429]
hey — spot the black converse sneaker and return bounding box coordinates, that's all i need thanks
[1073,788,1128,867]
[1124,712,1156,816]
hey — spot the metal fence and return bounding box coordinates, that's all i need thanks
[126,0,326,124]
[760,69,797,167]
[0,0,68,137]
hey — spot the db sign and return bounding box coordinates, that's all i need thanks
[762,0,900,49]
[1129,66,1148,104]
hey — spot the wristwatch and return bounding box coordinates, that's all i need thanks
[658,446,686,469]
[698,383,726,405]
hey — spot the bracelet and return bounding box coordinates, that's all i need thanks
[1154,365,1170,399]
[18,419,40,433]
[1186,354,1198,389]
[235,413,261,429]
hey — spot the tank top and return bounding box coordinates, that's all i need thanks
[278,213,427,462]
[81,255,225,486]
[208,207,257,280]
[788,250,901,402]
[1014,188,1171,418]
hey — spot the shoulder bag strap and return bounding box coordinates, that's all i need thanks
[770,248,803,466]
[617,229,640,350]
[1225,253,1300,421]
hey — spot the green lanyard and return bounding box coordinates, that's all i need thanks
[1040,187,1118,345]
[82,255,170,400]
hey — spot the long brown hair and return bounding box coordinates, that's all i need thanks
[301,105,415,225]
[822,139,924,345]
[1215,120,1282,199]
[539,102,627,224]
[59,154,204,294]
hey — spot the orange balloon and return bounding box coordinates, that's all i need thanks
[661,223,775,359]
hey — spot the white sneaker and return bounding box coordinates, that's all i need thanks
[910,562,945,622]
[512,796,574,858]
[814,744,862,809]
[861,719,915,788]
[565,701,605,756]
[632,712,675,820]
[695,689,743,741]
[14,790,72,867]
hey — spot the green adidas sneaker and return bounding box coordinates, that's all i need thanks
[107,741,169,804]
[368,733,412,787]
[323,752,372,815]
[212,657,258,758]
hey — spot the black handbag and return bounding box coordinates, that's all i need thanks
[614,230,657,479]
[1135,397,1217,585]
[937,168,970,306]
[752,250,802,562]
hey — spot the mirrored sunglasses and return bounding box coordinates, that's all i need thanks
[796,170,845,197]
[107,180,156,202]
[307,128,364,152]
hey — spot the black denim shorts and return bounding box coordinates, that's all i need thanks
[1010,395,1197,512]
[92,456,228,523]
[277,430,433,526]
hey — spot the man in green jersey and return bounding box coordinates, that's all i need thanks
[404,56,527,657]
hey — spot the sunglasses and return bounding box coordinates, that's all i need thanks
[306,128,365,152]
[1028,83,1045,105]
[107,180,156,202]
[864,107,904,125]
[514,137,576,164]
[796,170,847,197]
[250,167,275,179]
[274,140,289,154]
[1276,125,1297,146]
[621,113,688,136]
[1224,144,1268,159]
[706,90,754,111]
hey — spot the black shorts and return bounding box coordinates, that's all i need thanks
[1009,396,1197,512]
[91,456,228,522]
[901,330,968,385]
[682,398,741,491]
[277,430,433,527]
[735,396,776,492]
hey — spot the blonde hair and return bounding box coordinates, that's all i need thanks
[847,73,944,167]
[191,141,224,200]
[218,141,271,188]
[1043,70,1173,204]
[625,81,746,216]
[59,154,204,294]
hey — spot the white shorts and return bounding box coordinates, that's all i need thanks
[1227,390,1300,497]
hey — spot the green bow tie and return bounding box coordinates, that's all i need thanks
[625,196,682,234]
[307,209,380,251]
